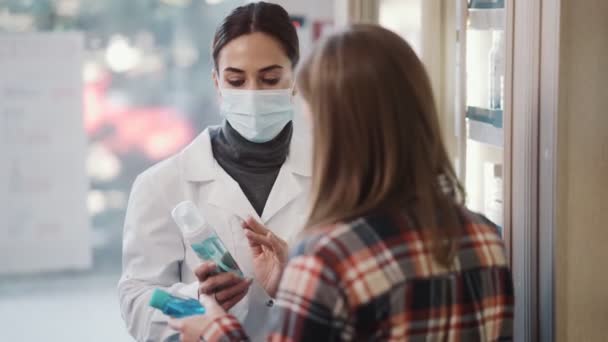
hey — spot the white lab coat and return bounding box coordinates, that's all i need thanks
[118,127,311,342]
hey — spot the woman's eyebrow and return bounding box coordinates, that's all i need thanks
[258,65,283,73]
[224,67,245,73]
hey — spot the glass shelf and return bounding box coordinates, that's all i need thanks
[468,8,505,31]
[461,0,507,225]
[469,0,505,9]
[466,106,503,128]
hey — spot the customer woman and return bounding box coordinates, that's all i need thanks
[168,24,514,341]
[118,2,311,341]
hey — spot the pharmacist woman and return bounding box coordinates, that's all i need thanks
[118,3,309,341]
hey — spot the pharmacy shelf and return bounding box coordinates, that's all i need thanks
[467,106,503,128]
[469,0,505,9]
[468,8,505,31]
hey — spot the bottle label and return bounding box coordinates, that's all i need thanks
[191,236,243,277]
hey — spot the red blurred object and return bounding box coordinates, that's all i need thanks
[84,72,195,161]
[290,15,305,28]
[313,20,333,41]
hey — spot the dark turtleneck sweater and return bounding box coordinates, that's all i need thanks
[210,121,293,216]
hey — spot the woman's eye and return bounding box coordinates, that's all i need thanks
[262,78,280,85]
[227,79,245,87]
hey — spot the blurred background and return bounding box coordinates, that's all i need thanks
[1,0,606,341]
[0,0,334,340]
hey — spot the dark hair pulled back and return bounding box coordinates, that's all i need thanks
[212,2,299,70]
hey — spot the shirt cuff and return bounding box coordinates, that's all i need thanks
[202,315,249,342]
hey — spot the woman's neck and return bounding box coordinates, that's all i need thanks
[215,121,293,170]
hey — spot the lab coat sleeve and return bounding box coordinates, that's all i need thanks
[118,172,198,342]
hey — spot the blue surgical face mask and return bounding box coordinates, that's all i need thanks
[219,88,294,143]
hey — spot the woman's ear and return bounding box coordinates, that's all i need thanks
[291,78,298,96]
[212,69,221,97]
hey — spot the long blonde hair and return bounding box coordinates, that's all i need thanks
[297,25,465,266]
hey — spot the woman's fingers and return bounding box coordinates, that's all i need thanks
[199,293,230,317]
[215,278,253,303]
[198,272,241,295]
[245,229,289,265]
[244,228,264,255]
[220,288,249,311]
[245,230,275,250]
[194,261,217,282]
[268,233,289,262]
[168,318,184,331]
[242,217,267,255]
[169,317,205,342]
[243,216,269,235]
[268,231,288,249]
[242,217,288,261]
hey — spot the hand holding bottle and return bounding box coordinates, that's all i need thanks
[168,294,228,342]
[171,201,251,310]
[194,261,253,311]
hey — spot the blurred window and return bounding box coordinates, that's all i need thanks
[0,1,244,340]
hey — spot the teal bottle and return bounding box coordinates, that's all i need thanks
[172,201,244,277]
[149,289,205,318]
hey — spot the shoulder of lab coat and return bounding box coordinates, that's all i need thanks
[118,129,215,341]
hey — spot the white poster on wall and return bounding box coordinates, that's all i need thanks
[0,32,90,274]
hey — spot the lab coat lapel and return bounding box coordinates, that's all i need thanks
[261,167,302,223]
[261,133,311,223]
[182,128,261,222]
[185,127,312,224]
[206,171,260,222]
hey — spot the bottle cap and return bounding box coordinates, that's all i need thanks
[149,289,172,310]
[172,201,205,235]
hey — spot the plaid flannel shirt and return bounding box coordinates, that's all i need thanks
[203,207,514,341]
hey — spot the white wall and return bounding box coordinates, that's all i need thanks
[263,0,334,21]
[263,0,334,56]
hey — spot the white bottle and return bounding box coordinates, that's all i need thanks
[489,30,505,110]
[171,201,243,277]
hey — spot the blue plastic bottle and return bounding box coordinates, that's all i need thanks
[172,201,244,277]
[149,289,205,318]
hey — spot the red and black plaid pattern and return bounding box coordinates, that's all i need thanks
[203,316,248,341]
[206,207,513,341]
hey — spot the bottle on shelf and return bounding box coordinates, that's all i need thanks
[488,30,505,111]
